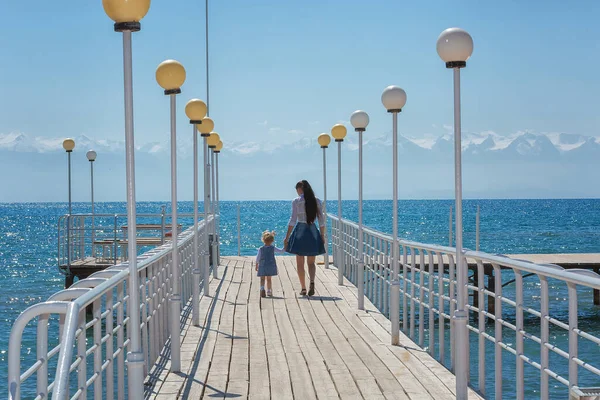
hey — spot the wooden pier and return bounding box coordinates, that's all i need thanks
[146,256,482,399]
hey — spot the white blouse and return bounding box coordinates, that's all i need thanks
[287,196,325,228]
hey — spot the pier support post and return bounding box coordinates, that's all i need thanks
[594,268,600,306]
[487,269,495,315]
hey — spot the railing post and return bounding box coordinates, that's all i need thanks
[113,215,118,264]
[476,205,480,251]
[161,205,166,245]
[449,205,453,247]
[237,204,241,256]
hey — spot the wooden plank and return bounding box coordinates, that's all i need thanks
[316,266,444,400]
[247,258,272,400]
[225,259,251,398]
[150,256,484,400]
[203,260,244,398]
[281,257,382,399]
[319,264,482,399]
[175,259,237,399]
[275,257,341,400]
[261,267,295,399]
[147,259,227,399]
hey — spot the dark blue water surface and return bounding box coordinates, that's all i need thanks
[2,199,600,398]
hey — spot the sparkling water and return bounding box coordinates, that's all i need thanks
[2,199,600,398]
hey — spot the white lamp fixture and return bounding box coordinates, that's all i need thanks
[381,86,407,112]
[350,110,369,132]
[436,27,473,400]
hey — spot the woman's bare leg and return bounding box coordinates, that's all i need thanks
[307,256,316,283]
[296,255,306,290]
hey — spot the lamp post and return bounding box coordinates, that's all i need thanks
[63,139,75,215]
[437,27,474,400]
[381,86,407,346]
[350,111,369,310]
[101,0,150,396]
[215,140,223,265]
[207,132,220,278]
[185,99,207,327]
[198,117,215,296]
[86,150,97,244]
[331,124,347,285]
[156,58,186,373]
[317,133,331,269]
[63,138,75,285]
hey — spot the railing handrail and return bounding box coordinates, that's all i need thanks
[328,213,600,290]
[70,223,197,311]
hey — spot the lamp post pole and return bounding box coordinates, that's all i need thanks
[350,111,369,311]
[186,99,207,327]
[210,143,218,277]
[62,140,75,215]
[437,27,474,400]
[215,141,223,265]
[206,133,220,278]
[318,134,331,269]
[63,138,75,281]
[331,124,347,285]
[156,59,187,373]
[102,1,151,395]
[381,86,407,346]
[87,150,97,244]
[198,118,215,296]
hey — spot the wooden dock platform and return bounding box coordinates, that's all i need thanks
[146,256,482,399]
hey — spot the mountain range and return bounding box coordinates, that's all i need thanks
[1,130,599,202]
[2,131,598,163]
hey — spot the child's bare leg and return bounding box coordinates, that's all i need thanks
[266,276,272,291]
[260,277,265,287]
[296,255,306,290]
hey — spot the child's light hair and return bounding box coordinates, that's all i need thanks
[261,230,276,244]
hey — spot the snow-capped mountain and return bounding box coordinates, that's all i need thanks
[1,130,599,163]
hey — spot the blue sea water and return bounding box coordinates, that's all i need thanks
[2,199,600,398]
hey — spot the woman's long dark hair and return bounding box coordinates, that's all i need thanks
[296,180,318,224]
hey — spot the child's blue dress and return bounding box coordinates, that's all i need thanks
[256,245,284,277]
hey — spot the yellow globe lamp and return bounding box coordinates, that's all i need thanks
[215,141,223,153]
[63,138,75,153]
[331,124,347,142]
[102,0,150,31]
[207,132,220,148]
[185,99,207,124]
[198,117,214,137]
[156,60,186,95]
[318,133,331,148]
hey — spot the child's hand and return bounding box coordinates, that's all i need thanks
[255,263,258,271]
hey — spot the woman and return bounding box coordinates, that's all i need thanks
[284,180,326,296]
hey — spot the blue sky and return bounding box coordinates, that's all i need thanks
[0,1,599,201]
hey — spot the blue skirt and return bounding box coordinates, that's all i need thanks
[286,223,325,256]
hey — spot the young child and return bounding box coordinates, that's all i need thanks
[255,230,285,297]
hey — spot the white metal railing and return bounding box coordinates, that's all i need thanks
[329,213,600,399]
[8,216,214,400]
